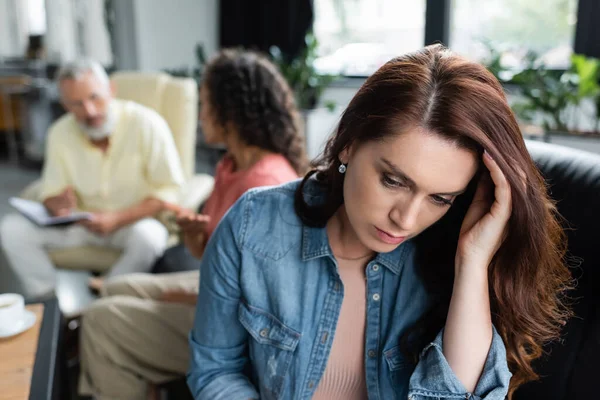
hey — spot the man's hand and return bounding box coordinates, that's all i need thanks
[81,212,123,236]
[43,187,77,217]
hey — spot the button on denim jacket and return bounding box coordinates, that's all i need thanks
[187,179,511,400]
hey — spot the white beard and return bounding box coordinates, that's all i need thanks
[78,106,116,141]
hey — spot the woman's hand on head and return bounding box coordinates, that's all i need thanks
[456,151,519,271]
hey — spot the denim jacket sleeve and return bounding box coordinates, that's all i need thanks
[186,194,259,400]
[408,326,511,400]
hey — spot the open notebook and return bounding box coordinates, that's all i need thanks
[9,197,92,227]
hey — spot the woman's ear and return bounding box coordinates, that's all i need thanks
[339,144,354,164]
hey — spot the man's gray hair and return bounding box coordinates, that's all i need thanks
[55,59,110,87]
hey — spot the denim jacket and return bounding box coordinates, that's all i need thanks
[187,179,511,400]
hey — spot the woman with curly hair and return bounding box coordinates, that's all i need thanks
[78,49,308,400]
[187,45,572,400]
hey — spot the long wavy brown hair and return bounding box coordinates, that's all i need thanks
[294,44,573,397]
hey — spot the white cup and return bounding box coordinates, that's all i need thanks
[0,293,25,335]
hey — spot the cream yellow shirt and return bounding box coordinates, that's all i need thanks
[40,99,185,212]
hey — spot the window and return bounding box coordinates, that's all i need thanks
[313,0,427,77]
[450,0,578,69]
[314,0,579,77]
[27,0,47,35]
[0,0,46,58]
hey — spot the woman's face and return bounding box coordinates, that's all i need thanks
[199,85,226,145]
[341,127,479,254]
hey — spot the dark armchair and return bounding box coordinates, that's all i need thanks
[514,140,600,400]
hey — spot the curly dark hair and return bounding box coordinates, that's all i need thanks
[202,49,309,175]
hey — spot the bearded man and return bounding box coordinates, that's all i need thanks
[0,59,185,300]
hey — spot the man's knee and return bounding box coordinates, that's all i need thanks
[82,297,115,335]
[0,214,37,250]
[81,296,137,361]
[83,295,132,333]
[125,219,169,255]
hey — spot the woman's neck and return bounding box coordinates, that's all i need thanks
[225,135,273,172]
[327,205,375,261]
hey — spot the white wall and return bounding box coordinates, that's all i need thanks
[0,0,30,58]
[0,0,17,57]
[44,0,112,64]
[305,86,356,160]
[44,0,76,62]
[79,0,113,65]
[132,0,218,71]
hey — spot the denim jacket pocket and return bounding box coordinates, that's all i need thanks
[238,301,301,400]
[384,345,412,397]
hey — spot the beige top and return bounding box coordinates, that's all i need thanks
[312,256,369,400]
[40,99,185,211]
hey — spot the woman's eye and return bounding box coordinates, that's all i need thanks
[381,174,404,188]
[431,195,453,207]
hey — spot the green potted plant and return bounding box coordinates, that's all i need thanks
[509,51,578,133]
[269,32,340,158]
[484,46,600,152]
[269,32,338,112]
[571,54,600,134]
[485,47,600,131]
[511,52,600,136]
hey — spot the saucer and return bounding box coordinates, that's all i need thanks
[0,310,37,339]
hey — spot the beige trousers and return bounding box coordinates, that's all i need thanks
[78,270,199,400]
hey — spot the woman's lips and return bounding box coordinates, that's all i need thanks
[375,227,406,245]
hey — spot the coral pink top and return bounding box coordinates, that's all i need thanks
[202,154,297,239]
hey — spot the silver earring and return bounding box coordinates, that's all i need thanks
[338,164,347,174]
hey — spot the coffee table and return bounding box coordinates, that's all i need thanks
[0,298,64,400]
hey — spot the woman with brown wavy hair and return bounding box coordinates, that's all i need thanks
[188,44,571,400]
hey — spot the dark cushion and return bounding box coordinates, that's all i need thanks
[151,243,201,274]
[160,377,193,400]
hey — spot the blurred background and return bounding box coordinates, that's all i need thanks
[1,0,598,169]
